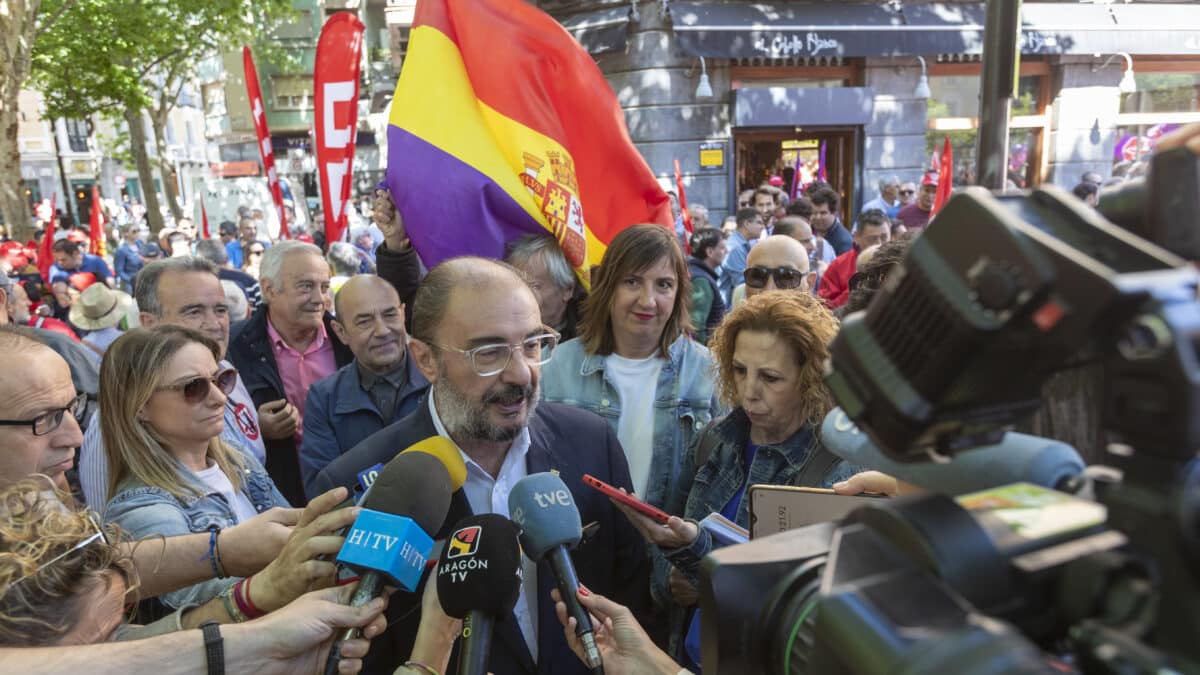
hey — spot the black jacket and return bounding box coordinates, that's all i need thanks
[374,241,422,332]
[313,399,651,675]
[227,306,352,505]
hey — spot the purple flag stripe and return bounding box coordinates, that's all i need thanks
[386,126,546,268]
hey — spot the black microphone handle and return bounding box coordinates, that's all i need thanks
[546,546,604,673]
[323,571,385,675]
[456,611,495,675]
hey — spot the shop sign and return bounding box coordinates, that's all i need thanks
[753,32,842,58]
[699,142,725,171]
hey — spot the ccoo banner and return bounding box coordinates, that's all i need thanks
[314,13,364,245]
[243,46,290,239]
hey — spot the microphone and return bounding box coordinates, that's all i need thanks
[323,451,454,675]
[820,408,1086,497]
[401,435,468,491]
[508,472,604,673]
[435,514,523,675]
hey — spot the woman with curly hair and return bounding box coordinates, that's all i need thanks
[0,477,135,646]
[611,290,862,666]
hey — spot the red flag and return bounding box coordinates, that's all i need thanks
[88,186,106,257]
[37,194,57,283]
[243,46,289,239]
[932,136,953,216]
[674,159,693,252]
[200,197,211,239]
[314,13,364,246]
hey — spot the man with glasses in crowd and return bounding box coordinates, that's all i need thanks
[311,256,650,675]
[898,181,918,207]
[819,209,892,310]
[78,257,268,511]
[732,235,814,308]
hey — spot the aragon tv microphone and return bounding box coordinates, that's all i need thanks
[324,451,454,675]
[508,472,604,673]
[820,407,1086,496]
[436,514,522,675]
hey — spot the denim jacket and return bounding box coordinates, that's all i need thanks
[654,408,860,657]
[540,334,723,511]
[103,452,288,610]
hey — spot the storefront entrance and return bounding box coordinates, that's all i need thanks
[734,126,860,226]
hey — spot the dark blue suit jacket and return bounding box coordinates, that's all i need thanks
[313,398,651,675]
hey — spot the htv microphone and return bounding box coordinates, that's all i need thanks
[436,514,522,675]
[324,451,454,675]
[508,472,604,673]
[820,408,1086,496]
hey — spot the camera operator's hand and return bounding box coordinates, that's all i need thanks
[1155,122,1200,155]
[224,584,389,675]
[220,504,303,577]
[832,471,920,497]
[552,588,686,675]
[248,487,360,613]
[669,568,698,607]
[610,495,698,550]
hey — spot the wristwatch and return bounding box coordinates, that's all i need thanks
[200,620,224,675]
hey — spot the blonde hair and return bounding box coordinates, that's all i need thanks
[0,477,136,646]
[579,224,693,357]
[708,291,839,426]
[100,326,246,502]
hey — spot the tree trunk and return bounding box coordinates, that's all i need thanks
[124,106,165,234]
[0,90,33,240]
[151,113,183,223]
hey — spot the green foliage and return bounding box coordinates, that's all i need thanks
[30,0,295,119]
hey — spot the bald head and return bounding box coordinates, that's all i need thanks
[411,257,535,343]
[335,275,399,320]
[331,275,407,373]
[744,235,814,299]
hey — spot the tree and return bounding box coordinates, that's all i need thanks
[30,0,293,233]
[0,0,75,240]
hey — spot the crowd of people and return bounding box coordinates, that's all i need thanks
[0,128,1158,674]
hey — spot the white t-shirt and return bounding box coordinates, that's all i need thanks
[605,353,665,497]
[194,463,258,524]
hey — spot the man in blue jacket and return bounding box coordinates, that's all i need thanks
[299,275,428,498]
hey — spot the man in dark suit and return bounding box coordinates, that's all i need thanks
[227,240,352,505]
[312,257,649,675]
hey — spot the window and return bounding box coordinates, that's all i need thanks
[1120,73,1200,115]
[65,118,89,153]
[1111,62,1200,176]
[272,76,312,111]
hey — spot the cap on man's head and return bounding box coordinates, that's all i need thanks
[921,171,939,187]
[142,242,164,258]
[768,175,784,187]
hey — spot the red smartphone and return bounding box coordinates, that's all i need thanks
[583,474,672,524]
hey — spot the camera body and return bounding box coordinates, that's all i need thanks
[703,147,1200,674]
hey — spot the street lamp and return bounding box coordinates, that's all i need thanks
[914,56,932,99]
[1093,52,1137,94]
[696,57,713,99]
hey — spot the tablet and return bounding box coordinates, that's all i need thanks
[748,485,885,539]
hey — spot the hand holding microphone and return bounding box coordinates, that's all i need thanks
[435,514,523,675]
[509,472,604,674]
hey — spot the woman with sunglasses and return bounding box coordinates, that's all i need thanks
[609,291,861,667]
[540,223,721,619]
[100,325,291,613]
[243,244,267,279]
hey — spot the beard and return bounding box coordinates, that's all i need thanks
[435,367,539,444]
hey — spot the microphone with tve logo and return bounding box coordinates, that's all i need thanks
[323,451,454,675]
[508,472,604,673]
[436,514,522,675]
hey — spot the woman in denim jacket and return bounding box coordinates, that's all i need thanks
[99,326,290,612]
[614,291,861,668]
[541,224,721,516]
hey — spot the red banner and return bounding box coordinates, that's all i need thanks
[200,196,211,239]
[88,185,106,257]
[314,14,364,245]
[673,159,693,253]
[37,194,57,283]
[243,46,289,239]
[932,135,953,217]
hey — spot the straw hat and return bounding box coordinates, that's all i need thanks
[69,283,134,331]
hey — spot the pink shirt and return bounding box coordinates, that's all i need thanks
[266,316,337,445]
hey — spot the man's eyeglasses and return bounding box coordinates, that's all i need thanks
[158,368,238,404]
[744,266,806,290]
[432,332,560,377]
[0,392,87,436]
[14,511,108,586]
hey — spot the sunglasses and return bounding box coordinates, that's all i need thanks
[899,190,915,196]
[744,266,805,290]
[159,368,238,404]
[14,512,108,587]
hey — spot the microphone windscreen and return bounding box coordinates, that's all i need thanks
[362,451,453,533]
[507,472,581,561]
[436,514,522,619]
[400,436,467,491]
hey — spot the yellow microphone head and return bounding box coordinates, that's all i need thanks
[401,436,467,490]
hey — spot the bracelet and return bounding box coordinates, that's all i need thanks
[200,621,224,675]
[233,576,265,620]
[402,662,439,675]
[204,526,227,579]
[218,583,246,623]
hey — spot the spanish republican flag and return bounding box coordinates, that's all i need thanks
[385,0,672,287]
